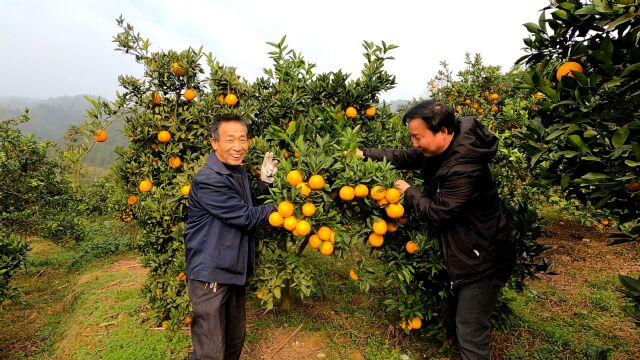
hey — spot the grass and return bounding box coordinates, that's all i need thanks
[1,217,638,359]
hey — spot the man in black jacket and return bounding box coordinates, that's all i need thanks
[358,100,515,359]
[184,114,277,360]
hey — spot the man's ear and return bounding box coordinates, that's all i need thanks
[439,127,449,135]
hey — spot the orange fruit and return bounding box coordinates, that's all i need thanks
[171,62,184,76]
[168,156,182,168]
[178,272,187,281]
[139,180,153,192]
[405,241,419,254]
[283,216,298,231]
[283,150,290,158]
[370,185,386,201]
[297,182,312,196]
[277,200,294,218]
[465,99,471,105]
[127,195,139,206]
[368,233,384,247]
[294,151,300,159]
[183,88,197,101]
[558,220,566,226]
[431,82,437,89]
[490,93,499,100]
[556,61,583,81]
[365,106,376,117]
[308,234,321,249]
[181,184,191,196]
[158,130,171,143]
[386,203,404,219]
[455,105,462,112]
[93,129,108,142]
[256,288,265,299]
[295,220,311,236]
[329,230,336,243]
[534,92,544,100]
[372,219,388,235]
[319,241,334,256]
[377,198,389,207]
[183,316,192,325]
[410,317,422,330]
[349,270,359,281]
[339,185,355,201]
[472,103,479,109]
[600,219,609,226]
[385,188,401,203]
[151,143,158,152]
[302,202,316,217]
[491,105,499,113]
[354,184,369,198]
[225,93,238,106]
[317,226,332,241]
[308,175,325,190]
[161,321,169,329]
[478,108,485,114]
[286,170,304,187]
[152,92,162,105]
[345,106,357,119]
[269,212,284,227]
[387,222,398,232]
[217,95,225,105]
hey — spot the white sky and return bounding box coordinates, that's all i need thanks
[0,0,550,101]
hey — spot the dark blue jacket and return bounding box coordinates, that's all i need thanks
[184,152,275,285]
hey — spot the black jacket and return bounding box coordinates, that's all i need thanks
[365,117,515,285]
[184,152,275,285]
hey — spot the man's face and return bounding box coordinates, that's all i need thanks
[211,121,248,166]
[407,118,449,157]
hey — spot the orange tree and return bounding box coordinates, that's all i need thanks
[516,0,639,232]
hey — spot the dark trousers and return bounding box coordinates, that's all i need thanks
[188,280,246,360]
[442,276,506,360]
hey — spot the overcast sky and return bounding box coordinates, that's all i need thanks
[0,0,550,101]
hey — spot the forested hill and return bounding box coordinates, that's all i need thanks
[0,95,126,168]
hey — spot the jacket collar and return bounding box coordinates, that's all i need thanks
[205,151,233,175]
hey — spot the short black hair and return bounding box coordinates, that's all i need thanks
[403,99,455,133]
[210,114,248,140]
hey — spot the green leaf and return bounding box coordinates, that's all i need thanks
[625,160,640,167]
[567,134,591,153]
[621,63,640,77]
[575,4,599,15]
[581,172,609,181]
[593,0,613,13]
[552,9,570,21]
[583,129,598,138]
[605,13,635,31]
[612,125,630,148]
[524,22,542,33]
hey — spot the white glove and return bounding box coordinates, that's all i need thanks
[260,152,278,184]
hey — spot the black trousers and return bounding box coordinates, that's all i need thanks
[442,275,506,360]
[188,280,246,360]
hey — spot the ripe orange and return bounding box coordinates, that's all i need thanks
[183,316,192,325]
[377,198,389,207]
[127,195,139,206]
[455,105,462,112]
[286,170,304,187]
[301,202,316,217]
[184,88,197,101]
[372,219,388,235]
[370,185,386,201]
[171,62,184,76]
[339,185,355,201]
[256,288,265,299]
[308,175,325,190]
[465,99,471,105]
[308,234,321,249]
[472,103,479,109]
[365,106,376,117]
[405,241,419,254]
[349,270,359,281]
[277,200,294,218]
[329,230,336,243]
[294,151,300,159]
[168,156,182,168]
[533,92,544,100]
[181,184,191,196]
[354,184,369,198]
[297,182,312,196]
[345,106,357,119]
[368,233,384,247]
[491,105,499,113]
[283,150,290,158]
[386,203,404,219]
[161,321,169,329]
[490,93,499,100]
[217,95,225,105]
[410,317,422,330]
[385,188,401,203]
[178,272,187,281]
[556,61,583,81]
[558,220,566,226]
[317,226,332,241]
[319,241,334,256]
[93,129,108,142]
[478,108,485,114]
[296,220,311,236]
[387,222,398,232]
[283,216,298,231]
[158,130,171,143]
[225,93,238,106]
[431,82,437,89]
[269,212,284,227]
[152,92,162,105]
[139,180,153,193]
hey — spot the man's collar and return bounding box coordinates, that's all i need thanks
[205,152,231,174]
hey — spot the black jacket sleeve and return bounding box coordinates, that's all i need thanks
[404,164,484,229]
[364,148,424,170]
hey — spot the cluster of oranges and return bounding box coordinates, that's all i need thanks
[454,92,501,115]
[401,316,423,331]
[344,105,377,119]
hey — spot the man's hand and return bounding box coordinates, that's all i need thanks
[260,152,278,184]
[394,179,411,194]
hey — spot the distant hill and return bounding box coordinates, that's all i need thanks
[0,95,126,168]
